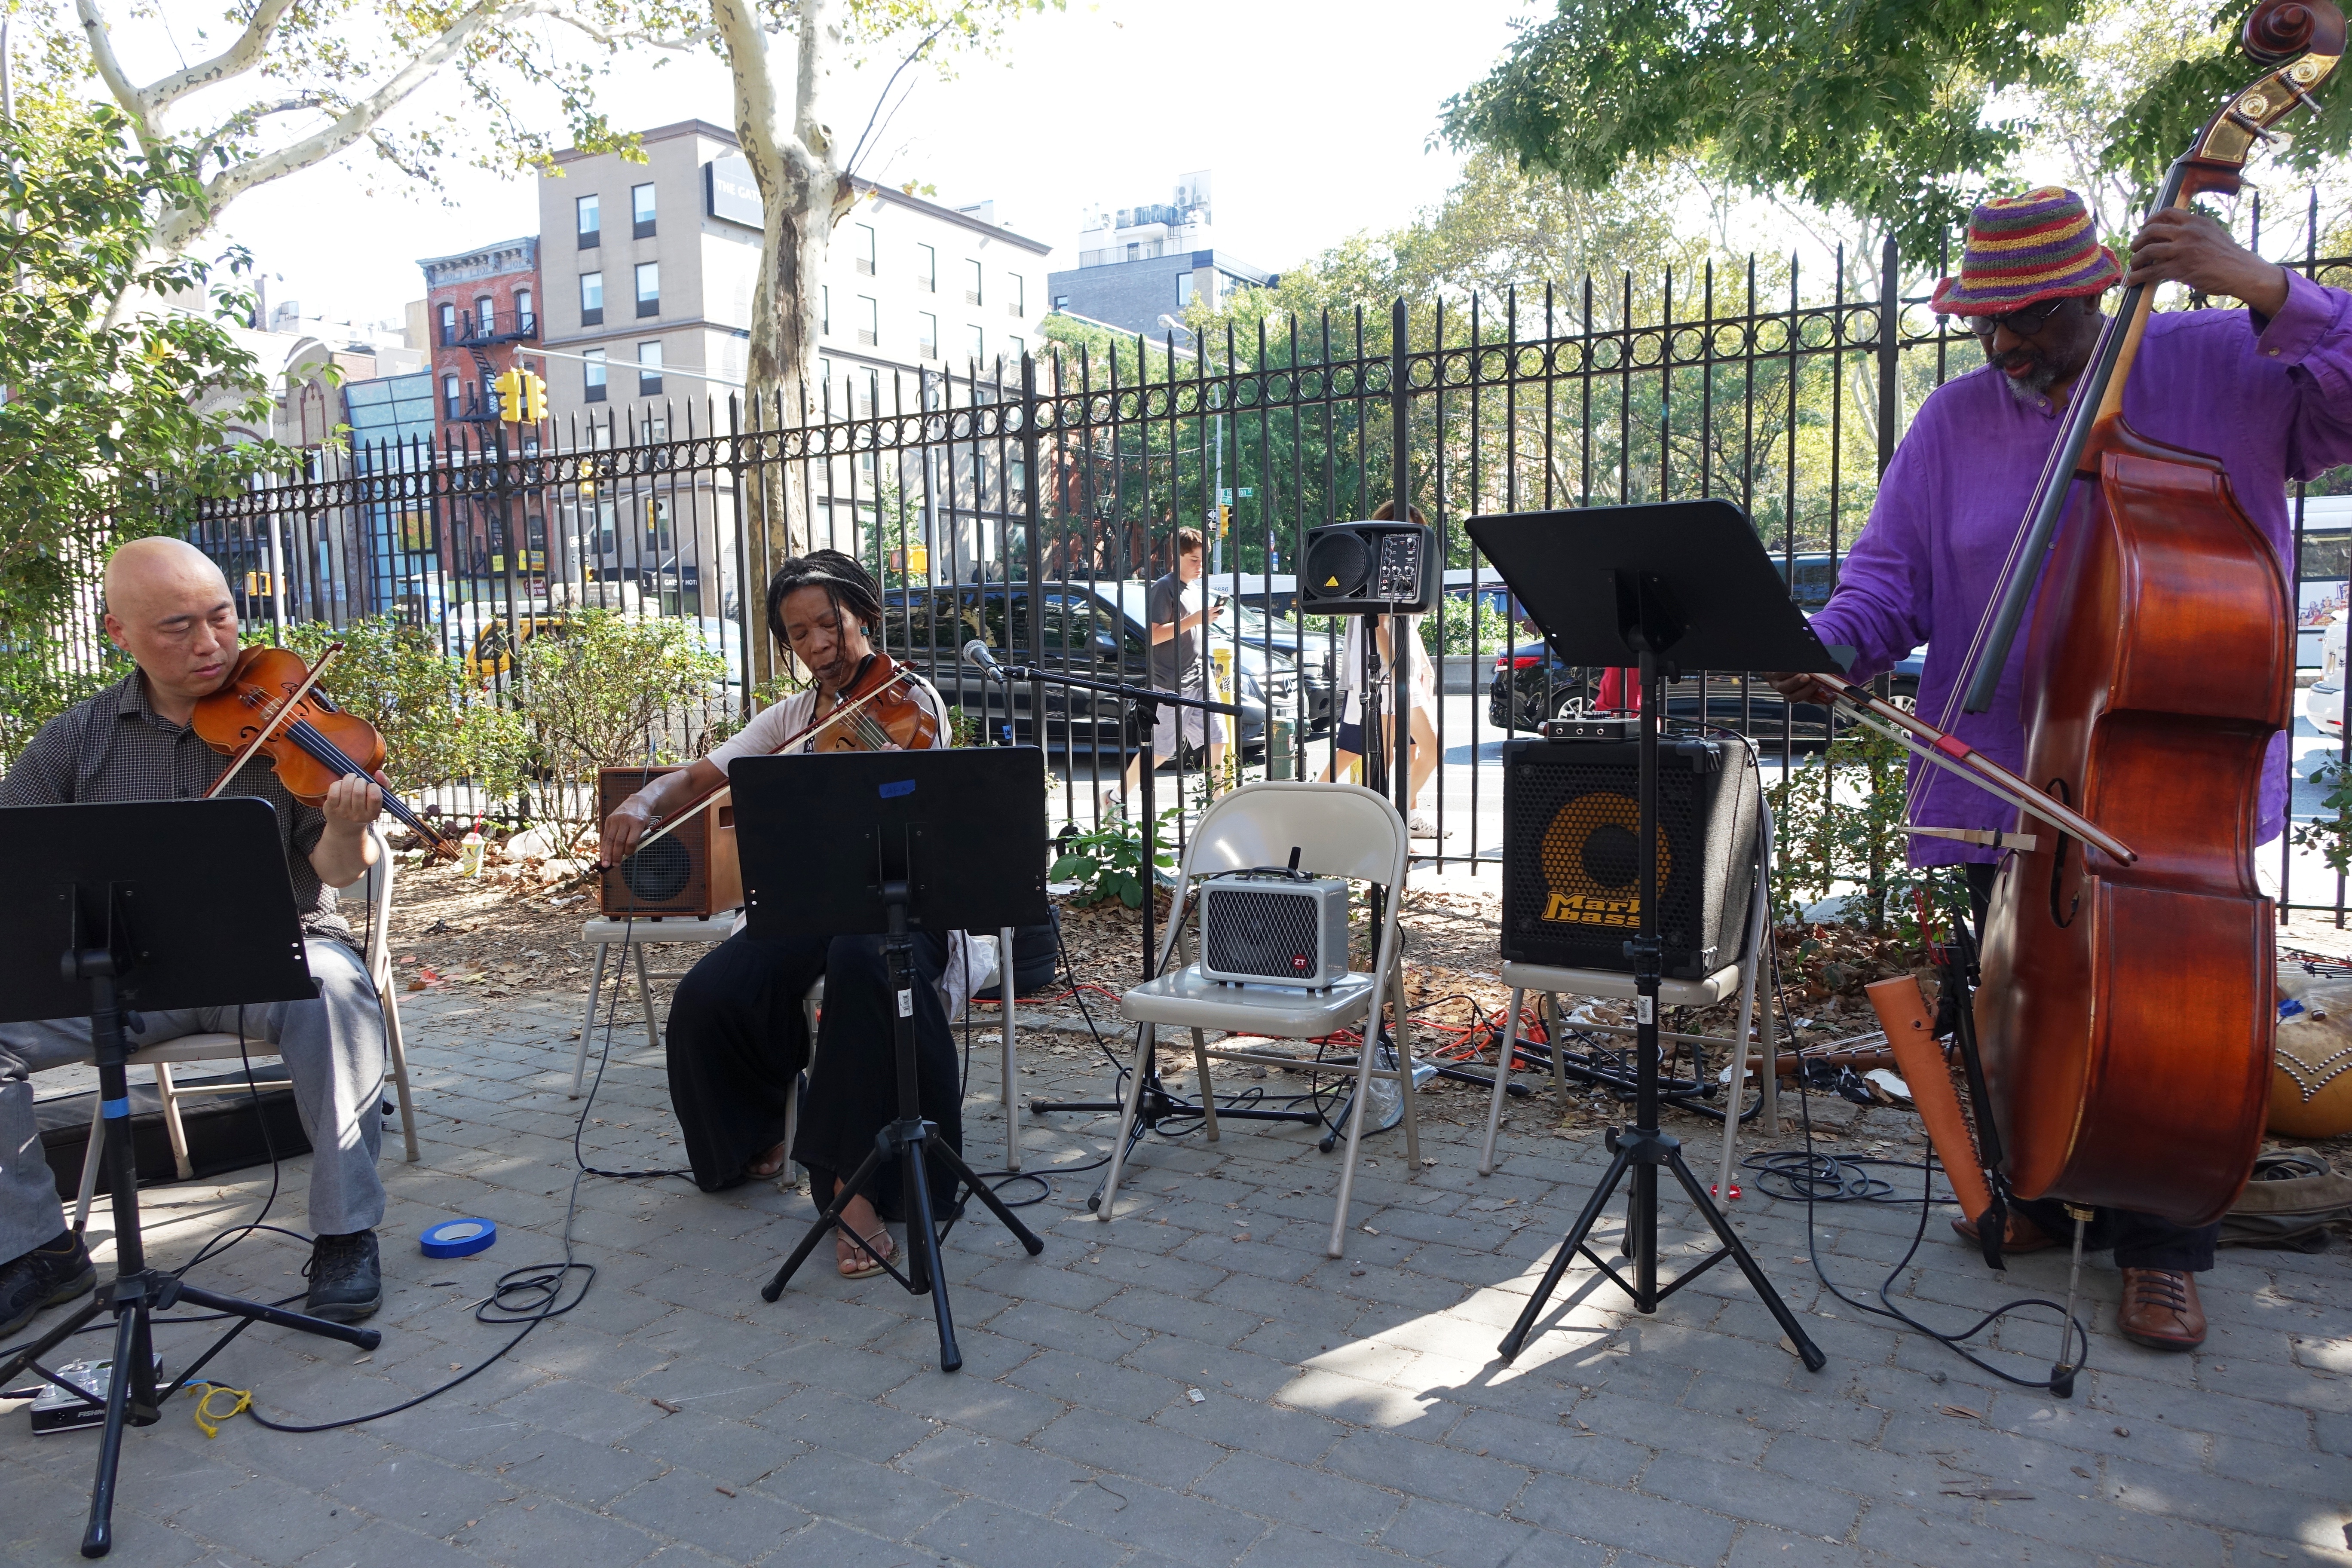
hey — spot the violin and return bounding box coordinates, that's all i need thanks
[191,643,454,854]
[1957,0,2343,1227]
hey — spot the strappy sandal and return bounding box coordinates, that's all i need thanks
[837,1226,896,1280]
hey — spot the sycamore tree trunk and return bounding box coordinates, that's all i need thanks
[713,0,853,691]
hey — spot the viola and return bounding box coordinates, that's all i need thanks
[805,653,942,753]
[1953,0,2343,1226]
[191,643,454,854]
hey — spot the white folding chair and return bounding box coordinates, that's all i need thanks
[1101,782,1419,1258]
[74,824,420,1232]
[568,914,738,1095]
[1477,798,1778,1196]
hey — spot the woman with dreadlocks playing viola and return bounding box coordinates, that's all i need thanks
[599,551,959,1280]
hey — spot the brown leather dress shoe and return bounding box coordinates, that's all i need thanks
[2116,1268,2206,1351]
[1950,1208,2058,1253]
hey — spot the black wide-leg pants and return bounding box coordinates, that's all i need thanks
[1960,863,2221,1272]
[665,928,961,1219]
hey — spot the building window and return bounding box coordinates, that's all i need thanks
[475,295,496,335]
[579,271,603,327]
[438,301,457,345]
[916,243,935,292]
[917,312,937,358]
[967,323,984,363]
[442,372,460,420]
[631,182,656,239]
[853,223,876,275]
[638,340,663,396]
[584,347,607,403]
[634,261,659,318]
[857,295,878,347]
[1008,273,1024,316]
[964,258,983,306]
[1008,334,1026,361]
[1176,273,1194,308]
[577,193,600,248]
[821,285,829,335]
[817,356,833,407]
[1054,294,1069,312]
[515,288,534,332]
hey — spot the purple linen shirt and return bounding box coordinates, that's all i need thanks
[1810,270,2352,865]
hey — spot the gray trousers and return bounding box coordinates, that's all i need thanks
[0,937,387,1261]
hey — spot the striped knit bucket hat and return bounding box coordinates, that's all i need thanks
[1931,187,2121,316]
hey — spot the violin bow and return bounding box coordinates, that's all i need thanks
[629,662,918,855]
[205,642,345,801]
[1795,671,2137,865]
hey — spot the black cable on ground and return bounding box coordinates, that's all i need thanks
[1754,856,2087,1392]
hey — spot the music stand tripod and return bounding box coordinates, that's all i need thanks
[733,747,1050,1372]
[0,800,382,1557]
[1464,502,1831,1371]
[998,662,1323,1167]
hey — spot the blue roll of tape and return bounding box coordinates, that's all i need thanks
[420,1218,498,1259]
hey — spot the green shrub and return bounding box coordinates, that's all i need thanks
[1052,807,1178,909]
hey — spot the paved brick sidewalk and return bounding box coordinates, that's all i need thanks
[5,977,2348,1568]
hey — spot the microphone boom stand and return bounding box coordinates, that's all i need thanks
[993,661,1323,1179]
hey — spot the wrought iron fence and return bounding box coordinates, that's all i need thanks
[181,215,2352,915]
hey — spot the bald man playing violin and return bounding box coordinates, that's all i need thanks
[0,538,393,1337]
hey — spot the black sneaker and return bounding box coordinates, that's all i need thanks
[302,1230,382,1323]
[0,1230,97,1338]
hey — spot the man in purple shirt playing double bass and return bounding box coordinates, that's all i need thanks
[1773,187,2352,1353]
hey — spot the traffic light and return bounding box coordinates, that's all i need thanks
[521,371,547,423]
[492,368,521,423]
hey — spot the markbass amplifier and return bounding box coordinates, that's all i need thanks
[597,766,743,919]
[1501,735,1759,980]
[1198,870,1353,988]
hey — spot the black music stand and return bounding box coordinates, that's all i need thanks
[1465,502,1835,1371]
[732,747,1050,1373]
[0,801,382,1558]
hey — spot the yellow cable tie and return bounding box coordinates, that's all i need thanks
[187,1382,253,1439]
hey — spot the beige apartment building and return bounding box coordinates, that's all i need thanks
[537,119,1054,430]
[531,120,1054,606]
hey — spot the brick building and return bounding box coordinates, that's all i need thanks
[419,236,541,441]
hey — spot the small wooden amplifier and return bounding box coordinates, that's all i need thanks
[595,766,743,919]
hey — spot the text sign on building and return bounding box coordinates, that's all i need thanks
[705,155,763,230]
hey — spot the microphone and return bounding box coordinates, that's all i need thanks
[961,639,1010,683]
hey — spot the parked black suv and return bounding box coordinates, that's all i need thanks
[881,582,1332,756]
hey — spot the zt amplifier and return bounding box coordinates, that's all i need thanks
[1198,870,1352,987]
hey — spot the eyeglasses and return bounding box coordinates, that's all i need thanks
[1963,299,2068,340]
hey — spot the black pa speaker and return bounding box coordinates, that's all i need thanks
[1300,521,1437,614]
[1501,735,1760,980]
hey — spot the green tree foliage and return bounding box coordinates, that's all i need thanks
[0,99,292,767]
[1443,0,2346,258]
[1443,0,2081,258]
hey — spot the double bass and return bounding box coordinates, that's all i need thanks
[1961,0,2344,1226]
